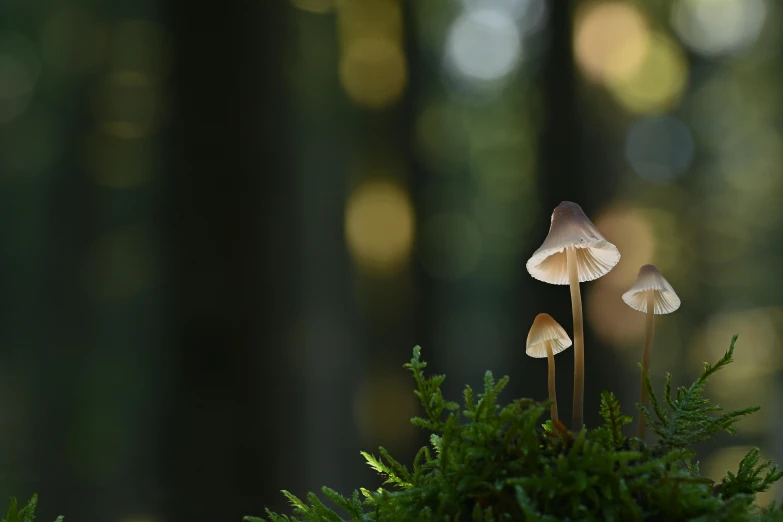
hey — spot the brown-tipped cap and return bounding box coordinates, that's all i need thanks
[526,201,621,285]
[526,313,572,358]
[622,264,681,314]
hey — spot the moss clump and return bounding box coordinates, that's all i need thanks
[2,494,63,522]
[250,335,783,522]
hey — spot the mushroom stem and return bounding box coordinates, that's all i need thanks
[546,340,558,423]
[566,246,585,430]
[637,290,655,439]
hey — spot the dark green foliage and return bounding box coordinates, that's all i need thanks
[639,335,759,455]
[591,391,633,449]
[2,495,63,522]
[405,347,461,432]
[719,448,783,502]
[249,338,782,521]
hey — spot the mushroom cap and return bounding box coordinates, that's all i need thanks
[526,313,573,358]
[622,264,681,314]
[526,201,621,285]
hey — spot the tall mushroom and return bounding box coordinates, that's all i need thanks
[526,313,573,423]
[526,201,620,430]
[622,264,680,439]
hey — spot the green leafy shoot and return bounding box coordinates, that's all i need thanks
[2,495,63,522]
[590,391,633,449]
[12,337,782,522]
[245,338,782,521]
[640,334,759,452]
[404,346,460,432]
[720,448,783,501]
[361,448,413,489]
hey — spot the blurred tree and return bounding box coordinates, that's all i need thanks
[160,0,293,520]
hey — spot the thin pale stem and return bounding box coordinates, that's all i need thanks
[546,341,558,423]
[566,246,584,430]
[637,290,655,439]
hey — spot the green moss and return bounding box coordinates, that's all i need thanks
[250,335,783,522]
[2,494,63,522]
[8,336,781,521]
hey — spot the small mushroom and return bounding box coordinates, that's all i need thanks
[527,201,620,429]
[526,313,573,423]
[622,264,681,439]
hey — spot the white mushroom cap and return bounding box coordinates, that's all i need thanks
[622,264,681,314]
[526,313,573,358]
[526,201,621,285]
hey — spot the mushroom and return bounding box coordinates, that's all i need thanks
[526,313,573,423]
[526,201,620,429]
[622,264,680,439]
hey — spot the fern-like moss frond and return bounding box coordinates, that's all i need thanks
[639,335,759,452]
[251,339,781,522]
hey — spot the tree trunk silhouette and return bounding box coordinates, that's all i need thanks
[161,1,292,519]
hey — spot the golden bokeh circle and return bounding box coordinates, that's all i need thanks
[345,179,415,276]
[339,38,407,109]
[573,1,650,84]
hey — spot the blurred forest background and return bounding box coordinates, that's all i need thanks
[1,0,782,520]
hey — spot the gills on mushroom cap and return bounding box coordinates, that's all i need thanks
[622,263,680,440]
[526,313,573,358]
[526,313,572,424]
[622,264,681,314]
[526,201,620,431]
[526,201,621,285]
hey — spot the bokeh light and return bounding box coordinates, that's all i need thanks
[672,0,768,58]
[4,0,782,518]
[587,204,656,346]
[587,281,647,346]
[94,70,159,139]
[445,6,522,83]
[573,3,690,114]
[337,0,407,109]
[592,204,656,288]
[573,1,650,85]
[337,0,402,46]
[459,0,548,34]
[625,115,694,183]
[339,38,407,109]
[609,33,688,114]
[345,179,415,276]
